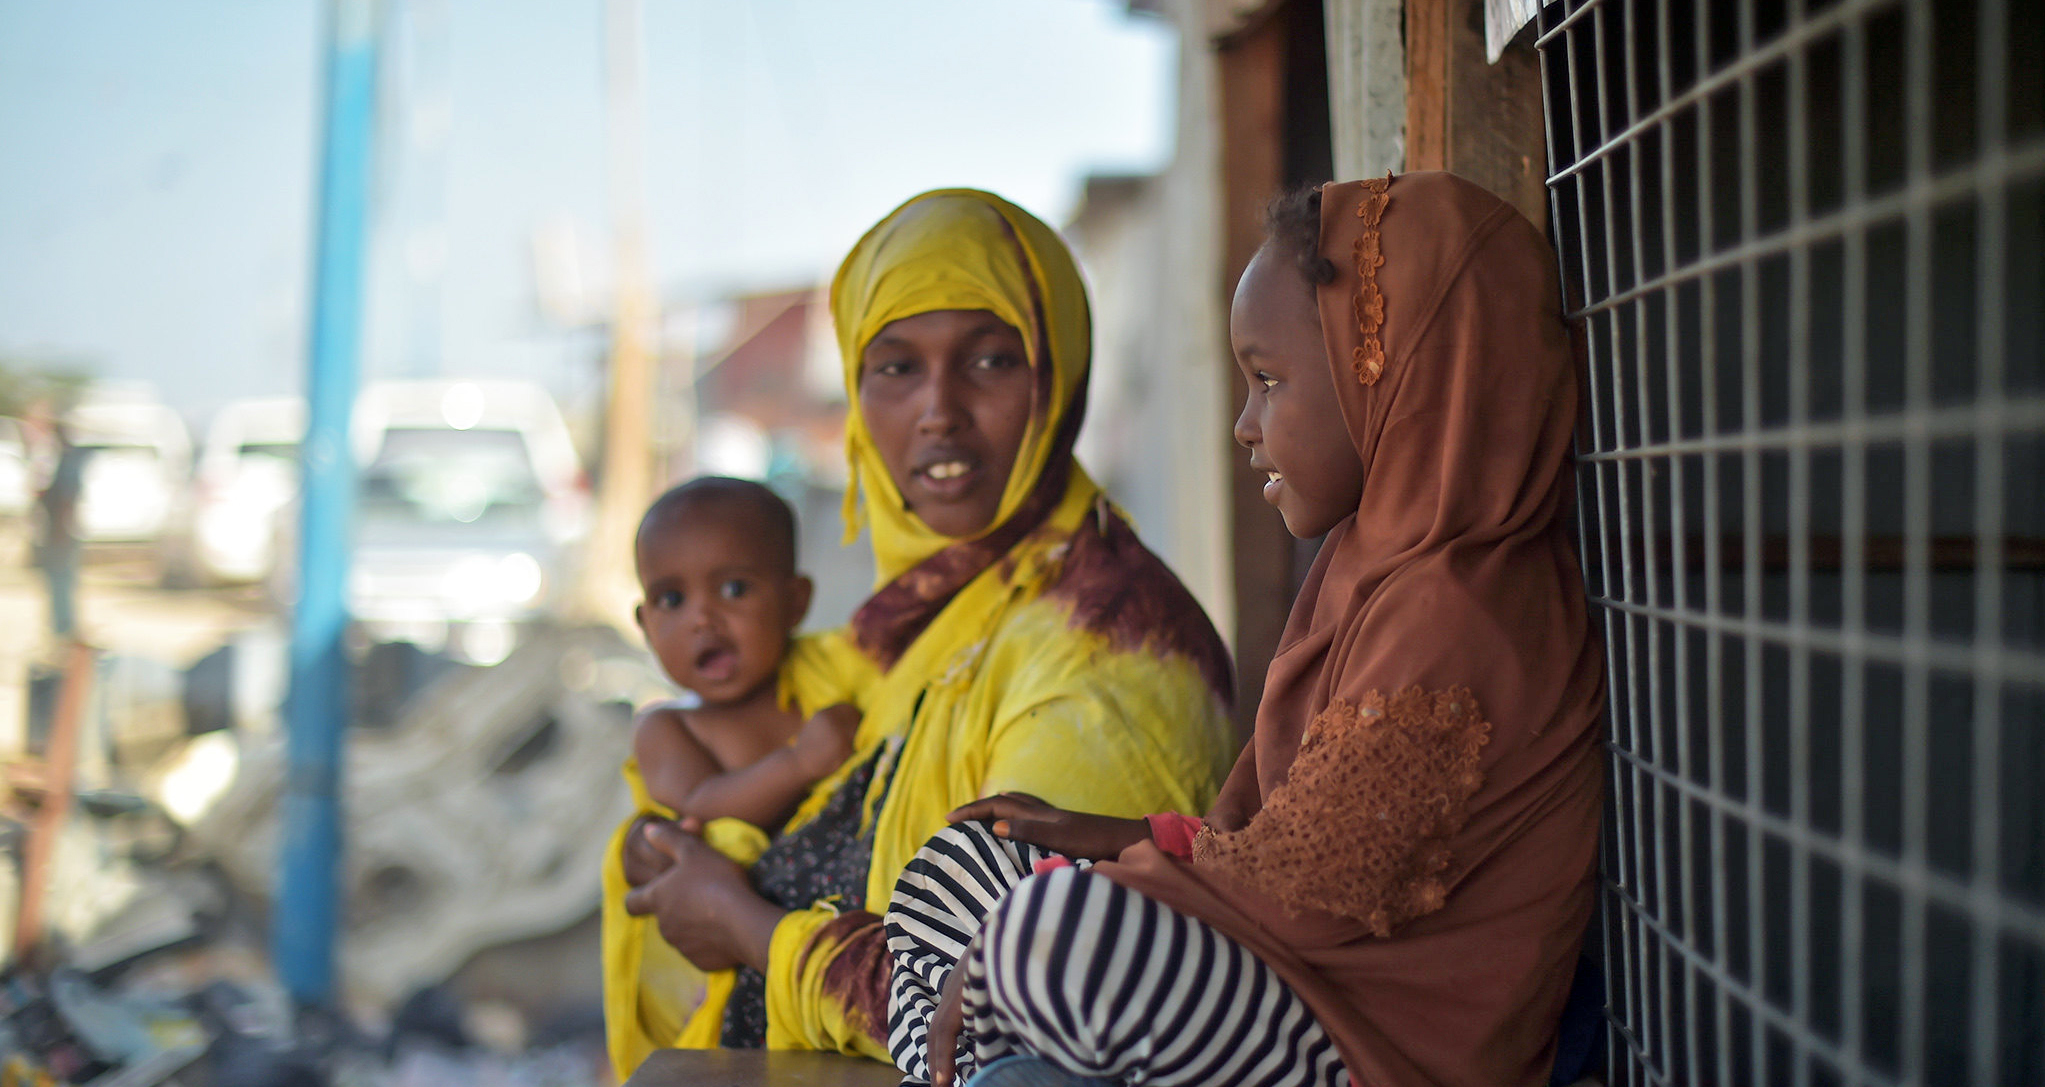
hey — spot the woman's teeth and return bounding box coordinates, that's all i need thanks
[927,461,970,480]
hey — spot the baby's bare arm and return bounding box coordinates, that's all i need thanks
[632,704,723,818]
[679,703,861,830]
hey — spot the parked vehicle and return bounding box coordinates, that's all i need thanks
[346,380,589,664]
[63,395,192,547]
[0,417,34,519]
[189,397,305,585]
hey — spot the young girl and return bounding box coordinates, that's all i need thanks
[885,172,1606,1087]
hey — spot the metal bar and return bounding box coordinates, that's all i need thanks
[1688,3,1735,1080]
[1897,1,1934,1078]
[276,0,377,1007]
[1590,5,1659,1065]
[1569,139,2045,320]
[1546,0,1902,188]
[1602,877,1907,1087]
[1649,0,1705,1076]
[1546,0,1897,186]
[1618,0,1680,1062]
[1785,13,1816,1083]
[1734,3,1770,1071]
[1588,594,2045,686]
[1969,0,2011,1078]
[1534,0,1614,49]
[1837,9,1871,1077]
[1604,742,2045,948]
[1576,396,2045,461]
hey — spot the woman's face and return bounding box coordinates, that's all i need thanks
[1231,244,1366,539]
[858,308,1035,539]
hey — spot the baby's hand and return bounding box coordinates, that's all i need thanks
[792,703,861,780]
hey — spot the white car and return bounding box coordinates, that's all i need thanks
[347,380,589,663]
[64,396,192,545]
[191,397,305,584]
[0,417,34,519]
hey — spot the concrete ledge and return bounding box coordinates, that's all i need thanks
[624,1049,904,1087]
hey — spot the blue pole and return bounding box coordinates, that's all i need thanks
[277,0,378,1007]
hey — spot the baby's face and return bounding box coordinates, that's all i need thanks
[634,513,808,707]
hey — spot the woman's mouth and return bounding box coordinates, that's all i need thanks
[914,457,982,500]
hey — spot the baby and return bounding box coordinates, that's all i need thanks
[631,476,859,834]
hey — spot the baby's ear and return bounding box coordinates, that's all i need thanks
[787,575,815,631]
[632,601,647,633]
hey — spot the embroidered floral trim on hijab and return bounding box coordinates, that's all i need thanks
[1350,173,1393,386]
[1192,685,1490,936]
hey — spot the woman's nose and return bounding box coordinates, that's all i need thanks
[915,368,967,434]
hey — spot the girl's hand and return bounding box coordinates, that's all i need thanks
[926,959,970,1087]
[947,792,1150,860]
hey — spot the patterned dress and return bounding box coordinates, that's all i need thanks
[719,751,886,1046]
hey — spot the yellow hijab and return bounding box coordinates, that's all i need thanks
[832,188,1093,585]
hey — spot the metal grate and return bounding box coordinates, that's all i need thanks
[1533,0,2045,1083]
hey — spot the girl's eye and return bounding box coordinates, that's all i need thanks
[1256,372,1278,389]
[720,579,750,600]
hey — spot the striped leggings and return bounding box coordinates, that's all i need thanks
[885,822,1349,1087]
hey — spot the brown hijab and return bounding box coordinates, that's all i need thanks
[1096,172,1606,1086]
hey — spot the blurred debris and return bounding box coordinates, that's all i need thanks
[186,621,661,1014]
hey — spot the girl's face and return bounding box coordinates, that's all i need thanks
[1230,244,1366,539]
[858,308,1035,539]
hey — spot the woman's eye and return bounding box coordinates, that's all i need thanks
[973,352,1021,371]
[867,358,913,380]
[720,579,750,600]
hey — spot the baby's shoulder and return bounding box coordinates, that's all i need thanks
[632,700,710,749]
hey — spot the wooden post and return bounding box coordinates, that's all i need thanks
[1404,0,1548,231]
[14,640,93,959]
[1217,5,1299,733]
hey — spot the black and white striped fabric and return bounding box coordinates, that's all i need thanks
[885,822,1349,1087]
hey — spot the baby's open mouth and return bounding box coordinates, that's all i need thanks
[694,645,738,681]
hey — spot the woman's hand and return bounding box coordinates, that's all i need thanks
[947,792,1151,861]
[621,820,784,973]
[925,958,971,1087]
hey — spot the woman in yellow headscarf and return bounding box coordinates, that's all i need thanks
[601,189,1238,1076]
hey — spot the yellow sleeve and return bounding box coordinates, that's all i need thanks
[600,770,770,1077]
[779,628,881,717]
[762,905,894,1060]
[980,640,1235,821]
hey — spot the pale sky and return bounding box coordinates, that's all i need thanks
[0,0,1175,423]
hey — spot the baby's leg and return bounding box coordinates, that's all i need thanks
[959,867,1349,1087]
